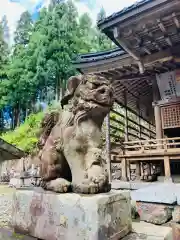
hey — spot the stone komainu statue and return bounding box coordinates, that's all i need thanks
[37,74,114,194]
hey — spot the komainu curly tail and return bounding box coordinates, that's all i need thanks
[37,111,59,150]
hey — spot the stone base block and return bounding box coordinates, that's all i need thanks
[136,202,172,225]
[12,189,132,240]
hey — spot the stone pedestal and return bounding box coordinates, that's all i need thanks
[12,189,132,240]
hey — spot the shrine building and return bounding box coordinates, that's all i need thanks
[73,0,180,183]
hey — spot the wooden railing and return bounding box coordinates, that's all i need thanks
[121,137,180,156]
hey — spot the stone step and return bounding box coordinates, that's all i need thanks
[131,183,180,204]
[123,222,173,240]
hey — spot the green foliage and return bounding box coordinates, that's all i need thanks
[0,1,115,132]
[1,112,44,153]
[14,11,33,45]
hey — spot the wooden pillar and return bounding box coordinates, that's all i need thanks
[164,156,172,182]
[152,78,162,140]
[121,158,127,181]
[136,162,141,180]
[105,113,111,182]
[124,91,128,141]
[127,160,130,181]
[154,105,163,139]
[138,101,142,140]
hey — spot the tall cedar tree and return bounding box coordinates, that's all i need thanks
[7,11,33,128]
[0,23,9,131]
[0,2,114,131]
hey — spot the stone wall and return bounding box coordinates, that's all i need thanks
[0,156,40,179]
[0,159,24,177]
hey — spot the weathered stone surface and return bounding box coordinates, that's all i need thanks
[0,228,37,240]
[136,202,172,225]
[37,74,114,194]
[0,193,14,228]
[172,206,180,223]
[131,183,178,204]
[111,181,131,190]
[176,191,180,205]
[172,222,180,240]
[9,178,21,187]
[112,180,160,190]
[130,182,153,190]
[12,189,132,240]
[125,222,173,240]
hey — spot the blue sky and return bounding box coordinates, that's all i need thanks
[1,0,137,43]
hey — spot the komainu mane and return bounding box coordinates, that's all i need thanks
[37,74,114,194]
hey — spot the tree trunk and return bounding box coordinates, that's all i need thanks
[55,77,60,101]
[17,107,21,126]
[13,104,21,128]
[0,110,4,132]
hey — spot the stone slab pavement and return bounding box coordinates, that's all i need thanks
[122,222,173,240]
[131,183,179,204]
[112,180,180,205]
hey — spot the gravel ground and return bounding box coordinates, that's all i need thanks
[0,186,15,229]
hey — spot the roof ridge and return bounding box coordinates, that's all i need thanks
[97,0,152,27]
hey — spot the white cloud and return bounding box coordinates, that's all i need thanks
[1,0,137,45]
[0,0,25,44]
[98,0,138,16]
[75,0,137,23]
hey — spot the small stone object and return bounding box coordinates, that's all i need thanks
[172,222,180,240]
[136,202,172,225]
[12,190,132,240]
[173,206,180,223]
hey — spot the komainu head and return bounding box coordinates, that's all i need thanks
[61,74,114,123]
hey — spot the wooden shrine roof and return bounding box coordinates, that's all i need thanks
[0,138,25,161]
[73,0,180,122]
[73,46,180,121]
[97,0,180,58]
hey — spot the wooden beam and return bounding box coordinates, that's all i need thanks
[143,26,162,51]
[172,12,180,29]
[134,33,151,55]
[143,48,173,66]
[157,19,173,47]
[113,27,145,74]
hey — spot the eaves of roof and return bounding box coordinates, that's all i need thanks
[73,47,126,64]
[97,0,152,27]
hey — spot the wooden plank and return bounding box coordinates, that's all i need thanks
[111,109,124,118]
[115,100,155,127]
[110,133,124,140]
[110,125,124,133]
[110,117,125,126]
